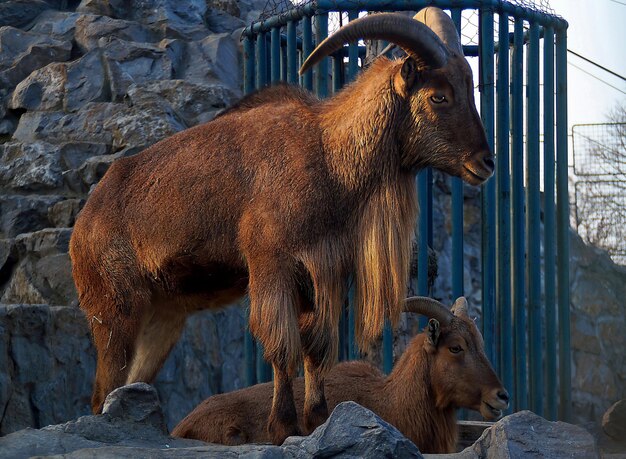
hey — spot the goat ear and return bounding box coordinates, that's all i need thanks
[426,318,440,347]
[395,57,420,97]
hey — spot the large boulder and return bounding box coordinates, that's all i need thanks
[0,304,95,436]
[26,11,83,41]
[0,27,72,90]
[0,0,52,29]
[427,410,599,459]
[181,33,241,89]
[74,14,161,53]
[0,195,64,239]
[100,37,175,101]
[13,100,186,151]
[0,142,64,193]
[0,395,422,459]
[127,80,239,126]
[1,229,76,306]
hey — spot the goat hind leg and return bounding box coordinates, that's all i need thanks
[299,310,339,433]
[88,302,143,413]
[247,259,302,444]
[124,299,187,385]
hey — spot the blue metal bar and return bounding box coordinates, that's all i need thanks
[417,169,431,329]
[496,10,512,410]
[243,36,255,95]
[347,11,360,83]
[383,319,393,374]
[556,27,571,422]
[315,13,329,98]
[302,16,313,91]
[543,26,557,421]
[479,7,496,367]
[271,27,280,83]
[450,9,464,301]
[511,18,527,412]
[281,44,287,81]
[242,1,567,37]
[256,32,267,88]
[526,22,543,416]
[287,20,298,84]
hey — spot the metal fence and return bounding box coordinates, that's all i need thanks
[572,123,626,265]
[241,0,571,421]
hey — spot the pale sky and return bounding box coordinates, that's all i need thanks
[550,0,626,126]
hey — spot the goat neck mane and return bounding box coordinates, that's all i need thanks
[384,334,457,453]
[319,58,417,346]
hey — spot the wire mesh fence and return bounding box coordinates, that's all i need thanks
[572,123,626,265]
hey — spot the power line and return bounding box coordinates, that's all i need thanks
[568,49,626,82]
[608,0,626,6]
[568,61,626,95]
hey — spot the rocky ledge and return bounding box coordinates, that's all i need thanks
[0,382,599,459]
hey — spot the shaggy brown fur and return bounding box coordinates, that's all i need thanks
[70,16,492,445]
[172,300,509,453]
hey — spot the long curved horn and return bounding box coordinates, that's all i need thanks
[403,296,453,326]
[414,7,464,56]
[299,13,448,75]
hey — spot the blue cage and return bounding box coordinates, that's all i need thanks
[240,0,570,422]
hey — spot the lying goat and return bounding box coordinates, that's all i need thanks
[70,7,493,444]
[172,297,509,453]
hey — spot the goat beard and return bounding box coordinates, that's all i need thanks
[353,173,418,348]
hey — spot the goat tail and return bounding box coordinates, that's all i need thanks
[354,175,418,348]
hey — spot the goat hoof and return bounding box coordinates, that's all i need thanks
[268,417,300,445]
[304,401,329,434]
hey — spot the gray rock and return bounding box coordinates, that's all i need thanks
[74,14,161,53]
[102,383,167,432]
[0,142,63,192]
[127,80,239,126]
[284,401,423,458]
[117,0,212,41]
[205,9,245,34]
[0,195,63,238]
[10,62,66,111]
[0,27,72,90]
[1,229,76,306]
[428,410,599,459]
[0,305,95,436]
[206,0,241,18]
[100,37,174,100]
[182,33,241,89]
[27,11,83,41]
[58,142,111,170]
[64,50,108,112]
[0,0,52,29]
[48,199,85,228]
[0,394,418,459]
[603,400,626,441]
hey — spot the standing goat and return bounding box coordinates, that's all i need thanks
[172,297,510,453]
[69,7,494,445]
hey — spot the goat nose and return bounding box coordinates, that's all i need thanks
[497,390,509,404]
[482,155,495,173]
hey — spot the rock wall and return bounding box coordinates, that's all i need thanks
[0,0,624,439]
[0,0,261,434]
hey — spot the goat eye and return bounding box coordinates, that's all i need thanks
[430,95,446,104]
[449,345,463,354]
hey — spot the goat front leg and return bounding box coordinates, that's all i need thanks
[247,257,302,445]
